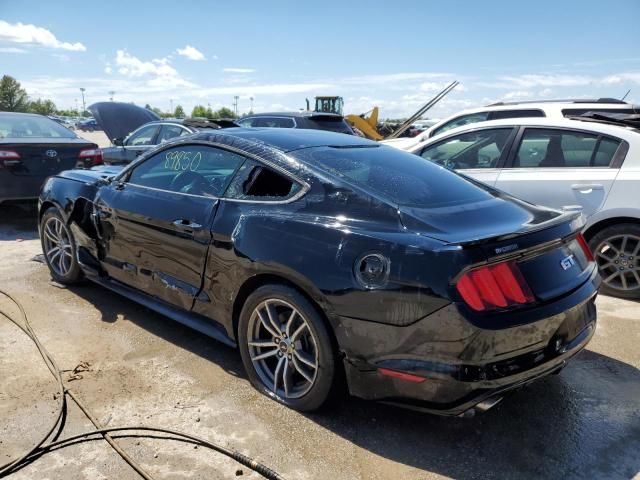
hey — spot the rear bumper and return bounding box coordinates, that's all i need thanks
[335,267,599,416]
[0,171,47,203]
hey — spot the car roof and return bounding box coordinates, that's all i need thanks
[413,117,640,150]
[0,112,50,119]
[242,111,344,119]
[191,127,375,152]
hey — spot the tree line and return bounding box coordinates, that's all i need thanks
[0,75,241,119]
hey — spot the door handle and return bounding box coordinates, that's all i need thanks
[571,183,604,192]
[172,219,203,230]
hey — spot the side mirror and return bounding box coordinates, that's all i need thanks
[112,137,124,146]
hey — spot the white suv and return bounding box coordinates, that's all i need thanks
[409,115,640,299]
[385,98,639,151]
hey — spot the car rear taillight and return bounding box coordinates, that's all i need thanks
[576,233,594,262]
[456,260,535,312]
[0,150,21,168]
[79,148,103,166]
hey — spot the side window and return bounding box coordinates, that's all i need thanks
[430,112,489,137]
[513,129,621,168]
[237,118,255,127]
[127,125,160,146]
[157,125,190,143]
[420,128,513,169]
[487,109,545,120]
[225,159,302,201]
[127,145,245,196]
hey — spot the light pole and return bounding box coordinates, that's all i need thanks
[109,90,115,102]
[74,98,79,114]
[233,95,239,116]
[79,88,86,116]
[250,96,254,113]
[170,98,174,114]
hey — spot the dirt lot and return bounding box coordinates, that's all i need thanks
[76,130,110,148]
[1,204,639,480]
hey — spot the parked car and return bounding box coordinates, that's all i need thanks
[0,112,102,205]
[76,118,101,132]
[237,111,354,135]
[90,102,238,165]
[385,98,640,151]
[38,128,598,415]
[409,114,640,299]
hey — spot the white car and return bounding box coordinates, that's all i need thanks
[384,98,639,151]
[408,115,640,299]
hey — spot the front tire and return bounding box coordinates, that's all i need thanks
[589,223,640,299]
[238,284,336,412]
[40,207,84,284]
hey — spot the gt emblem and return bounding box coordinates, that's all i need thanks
[560,255,576,271]
[45,149,58,158]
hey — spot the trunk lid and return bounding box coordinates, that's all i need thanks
[0,138,96,177]
[399,197,595,303]
[89,101,160,142]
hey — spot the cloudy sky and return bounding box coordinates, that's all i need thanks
[1,0,639,119]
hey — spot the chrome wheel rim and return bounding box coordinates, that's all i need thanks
[247,299,319,399]
[43,217,74,277]
[595,234,640,292]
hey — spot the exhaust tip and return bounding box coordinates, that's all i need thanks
[475,396,503,413]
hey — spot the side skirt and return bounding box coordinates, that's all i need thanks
[88,274,237,348]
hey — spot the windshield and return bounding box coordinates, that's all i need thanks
[295,145,494,208]
[0,114,77,139]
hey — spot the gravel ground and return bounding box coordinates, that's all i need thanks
[75,130,110,148]
[0,204,639,480]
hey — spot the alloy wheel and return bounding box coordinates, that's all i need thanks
[247,299,319,399]
[594,233,640,292]
[43,217,74,277]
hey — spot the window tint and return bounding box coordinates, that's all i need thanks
[297,145,495,208]
[0,114,76,139]
[487,109,545,120]
[431,112,489,137]
[127,125,160,146]
[420,128,513,169]
[225,159,301,201]
[157,125,189,143]
[128,145,245,196]
[513,128,621,168]
[307,117,353,134]
[253,117,296,128]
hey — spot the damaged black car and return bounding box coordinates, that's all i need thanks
[38,128,599,415]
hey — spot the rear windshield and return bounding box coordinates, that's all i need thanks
[307,116,353,134]
[0,114,76,139]
[295,145,494,208]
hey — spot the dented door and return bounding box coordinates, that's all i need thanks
[95,182,217,311]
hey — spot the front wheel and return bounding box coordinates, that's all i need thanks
[589,223,640,299]
[40,207,84,284]
[238,284,336,412]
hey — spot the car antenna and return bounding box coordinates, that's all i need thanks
[621,89,631,101]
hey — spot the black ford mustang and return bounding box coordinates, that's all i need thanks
[38,128,599,416]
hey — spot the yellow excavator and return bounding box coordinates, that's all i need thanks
[351,81,459,140]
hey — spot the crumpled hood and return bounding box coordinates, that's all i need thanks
[89,102,159,142]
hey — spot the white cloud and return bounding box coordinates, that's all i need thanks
[211,54,218,60]
[176,45,205,61]
[503,90,532,100]
[223,67,256,73]
[0,46,27,53]
[480,74,592,89]
[115,50,177,78]
[198,82,333,98]
[0,20,86,51]
[602,72,640,85]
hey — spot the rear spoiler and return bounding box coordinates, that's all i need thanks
[183,117,240,129]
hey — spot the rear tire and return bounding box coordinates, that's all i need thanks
[238,284,336,412]
[40,207,84,285]
[588,223,640,299]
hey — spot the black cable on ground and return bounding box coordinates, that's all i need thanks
[0,289,286,480]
